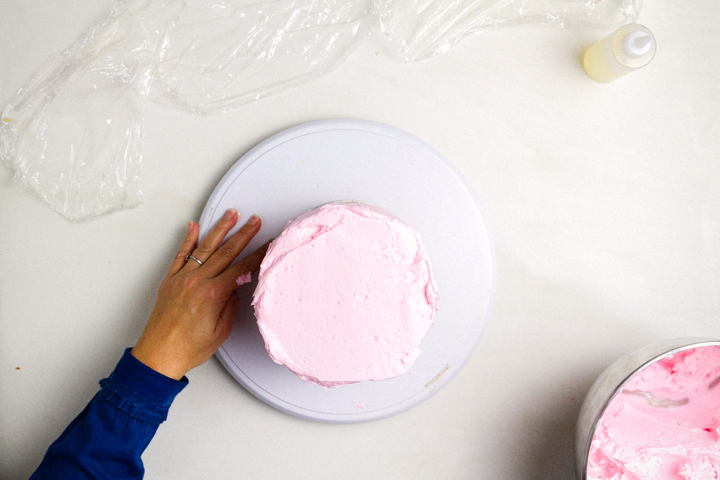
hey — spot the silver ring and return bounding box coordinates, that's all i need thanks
[185,254,203,266]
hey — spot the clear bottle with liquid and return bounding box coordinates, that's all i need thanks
[583,24,656,83]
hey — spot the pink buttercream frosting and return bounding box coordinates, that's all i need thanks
[252,202,439,388]
[236,272,251,286]
[588,345,720,480]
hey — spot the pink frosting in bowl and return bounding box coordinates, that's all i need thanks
[587,345,720,480]
[252,201,439,388]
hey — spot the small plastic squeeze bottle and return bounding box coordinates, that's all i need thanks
[583,24,656,83]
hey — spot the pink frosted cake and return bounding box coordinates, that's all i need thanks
[252,202,438,388]
[587,345,720,479]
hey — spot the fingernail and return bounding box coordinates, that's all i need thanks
[224,209,237,221]
[187,221,193,232]
[248,214,260,226]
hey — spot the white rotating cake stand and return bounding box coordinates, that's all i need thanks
[198,119,496,423]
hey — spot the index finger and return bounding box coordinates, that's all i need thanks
[201,215,261,277]
[217,241,270,295]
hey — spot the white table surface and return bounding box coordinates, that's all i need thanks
[1,1,719,479]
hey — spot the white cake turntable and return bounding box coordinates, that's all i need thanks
[198,119,495,423]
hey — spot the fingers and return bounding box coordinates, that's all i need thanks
[183,209,239,272]
[168,221,199,278]
[201,215,262,277]
[218,240,270,290]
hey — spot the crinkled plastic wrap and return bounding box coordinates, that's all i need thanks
[377,0,643,61]
[1,0,641,220]
[1,61,142,220]
[1,0,375,220]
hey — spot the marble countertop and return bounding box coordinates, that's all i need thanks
[2,1,719,478]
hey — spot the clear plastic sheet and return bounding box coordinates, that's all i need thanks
[377,0,643,61]
[1,0,375,220]
[1,0,641,220]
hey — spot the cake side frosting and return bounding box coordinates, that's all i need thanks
[252,202,439,388]
[587,346,720,480]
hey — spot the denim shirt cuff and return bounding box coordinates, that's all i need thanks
[98,348,188,424]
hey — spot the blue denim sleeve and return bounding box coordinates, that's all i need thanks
[30,349,187,480]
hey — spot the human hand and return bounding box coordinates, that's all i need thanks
[131,209,267,380]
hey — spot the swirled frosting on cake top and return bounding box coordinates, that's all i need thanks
[252,202,438,388]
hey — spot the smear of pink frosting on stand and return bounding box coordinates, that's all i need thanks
[252,202,438,388]
[588,346,720,480]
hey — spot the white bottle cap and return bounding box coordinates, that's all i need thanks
[622,30,653,59]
